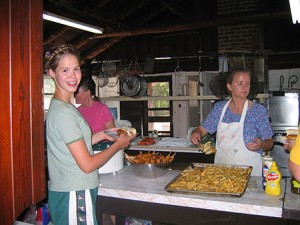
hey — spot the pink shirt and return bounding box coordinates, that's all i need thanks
[77,101,114,133]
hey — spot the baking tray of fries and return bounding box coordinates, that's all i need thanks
[165,163,252,197]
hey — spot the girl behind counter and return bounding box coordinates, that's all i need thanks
[75,76,115,133]
[190,68,274,176]
[44,44,135,225]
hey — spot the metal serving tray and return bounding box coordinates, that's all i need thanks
[165,163,252,197]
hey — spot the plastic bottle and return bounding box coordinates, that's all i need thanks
[265,161,282,196]
[291,176,300,194]
[262,156,273,190]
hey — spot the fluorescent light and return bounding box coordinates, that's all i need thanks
[155,57,172,60]
[43,11,103,34]
[289,0,300,24]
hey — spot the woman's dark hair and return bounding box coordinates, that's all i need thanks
[77,76,96,95]
[44,44,81,72]
[75,76,99,101]
[227,67,251,84]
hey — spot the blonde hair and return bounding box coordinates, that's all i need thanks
[44,44,81,73]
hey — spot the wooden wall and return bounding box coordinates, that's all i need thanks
[0,0,46,224]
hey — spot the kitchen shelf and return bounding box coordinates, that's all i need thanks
[101,94,270,103]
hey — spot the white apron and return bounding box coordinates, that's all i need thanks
[215,99,262,176]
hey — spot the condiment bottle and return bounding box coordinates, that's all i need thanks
[291,176,300,194]
[265,161,282,196]
[262,156,273,190]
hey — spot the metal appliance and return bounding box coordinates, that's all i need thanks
[93,141,124,174]
[268,92,299,177]
[268,92,299,132]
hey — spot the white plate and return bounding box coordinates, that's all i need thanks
[104,130,119,138]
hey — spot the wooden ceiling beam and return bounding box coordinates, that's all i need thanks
[159,0,194,21]
[80,1,166,61]
[72,34,92,49]
[43,27,71,46]
[81,37,124,61]
[113,0,147,22]
[92,11,289,39]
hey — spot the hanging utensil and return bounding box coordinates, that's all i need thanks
[209,74,229,99]
[106,77,119,88]
[279,75,284,90]
[197,56,204,87]
[175,57,182,75]
[120,75,147,98]
[102,60,116,77]
[98,71,108,87]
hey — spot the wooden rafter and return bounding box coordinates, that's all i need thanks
[159,0,195,21]
[43,27,71,46]
[81,37,124,60]
[91,11,289,39]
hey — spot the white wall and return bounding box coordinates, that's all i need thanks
[268,68,300,92]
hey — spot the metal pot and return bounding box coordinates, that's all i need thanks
[120,75,147,98]
[127,162,171,179]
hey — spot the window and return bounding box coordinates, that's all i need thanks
[144,76,173,137]
[43,76,55,111]
[120,75,173,137]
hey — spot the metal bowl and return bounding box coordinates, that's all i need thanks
[128,161,172,179]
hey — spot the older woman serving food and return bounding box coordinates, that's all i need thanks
[190,68,274,176]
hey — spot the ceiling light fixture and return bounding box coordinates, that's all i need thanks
[289,0,300,24]
[154,57,172,60]
[43,11,103,34]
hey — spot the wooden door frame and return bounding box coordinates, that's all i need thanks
[0,0,45,223]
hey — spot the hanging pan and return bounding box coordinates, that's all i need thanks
[120,74,147,98]
[209,73,229,99]
[102,60,116,77]
[97,71,109,87]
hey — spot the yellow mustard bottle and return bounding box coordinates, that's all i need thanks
[265,161,282,196]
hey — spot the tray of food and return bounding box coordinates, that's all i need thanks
[165,163,252,197]
[138,137,156,145]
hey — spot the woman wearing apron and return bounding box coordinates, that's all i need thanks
[190,68,274,176]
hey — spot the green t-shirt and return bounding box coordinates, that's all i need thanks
[46,98,98,191]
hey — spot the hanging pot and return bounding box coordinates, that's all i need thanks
[102,60,116,77]
[98,71,109,87]
[120,75,147,98]
[209,73,229,99]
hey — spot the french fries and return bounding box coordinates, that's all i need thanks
[198,141,216,155]
[124,151,175,164]
[168,165,251,194]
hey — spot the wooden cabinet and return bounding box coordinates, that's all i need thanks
[0,1,46,224]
